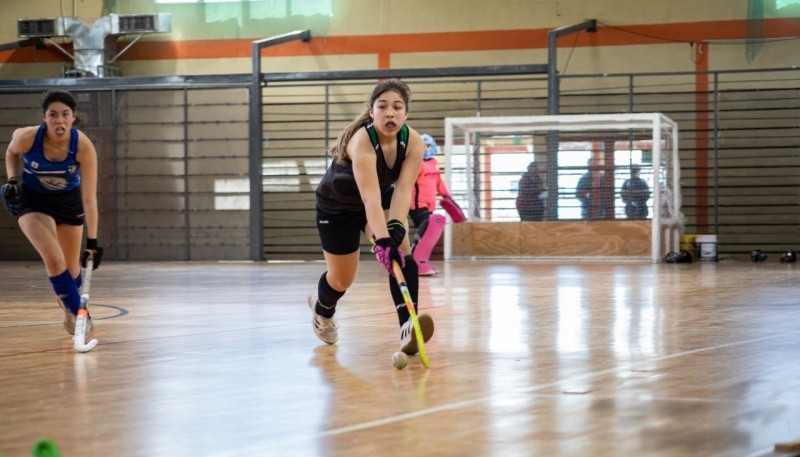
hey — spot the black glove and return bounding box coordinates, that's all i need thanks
[373,237,405,274]
[80,238,104,270]
[386,219,406,246]
[1,179,22,216]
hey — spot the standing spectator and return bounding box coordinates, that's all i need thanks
[515,161,546,221]
[621,164,651,219]
[575,158,608,220]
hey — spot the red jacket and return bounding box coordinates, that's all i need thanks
[411,158,451,212]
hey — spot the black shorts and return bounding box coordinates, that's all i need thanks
[315,188,393,255]
[19,185,85,226]
[315,208,368,255]
[408,208,430,228]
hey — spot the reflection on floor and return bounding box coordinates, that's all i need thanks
[1,260,798,457]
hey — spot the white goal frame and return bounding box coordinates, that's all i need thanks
[443,113,682,262]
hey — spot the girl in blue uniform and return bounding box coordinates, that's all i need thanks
[2,90,103,339]
[310,79,434,355]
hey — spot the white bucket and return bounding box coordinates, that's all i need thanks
[695,234,718,261]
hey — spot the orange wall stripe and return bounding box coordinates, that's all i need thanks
[2,18,798,63]
[377,52,390,70]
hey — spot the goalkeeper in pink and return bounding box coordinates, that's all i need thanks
[309,79,435,355]
[409,134,452,275]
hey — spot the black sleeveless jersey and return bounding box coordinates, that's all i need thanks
[316,122,409,213]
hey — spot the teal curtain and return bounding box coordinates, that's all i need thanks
[746,0,765,63]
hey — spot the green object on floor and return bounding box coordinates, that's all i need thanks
[32,438,61,457]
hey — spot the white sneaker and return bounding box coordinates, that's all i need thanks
[308,292,338,344]
[56,296,94,338]
[400,313,434,355]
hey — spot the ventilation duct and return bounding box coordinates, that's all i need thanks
[17,13,171,77]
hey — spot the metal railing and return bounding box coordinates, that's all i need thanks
[0,66,798,261]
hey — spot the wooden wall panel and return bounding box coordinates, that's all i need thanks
[453,221,652,258]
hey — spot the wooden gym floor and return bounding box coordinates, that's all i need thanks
[0,259,799,457]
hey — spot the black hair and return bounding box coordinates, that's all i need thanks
[41,90,77,113]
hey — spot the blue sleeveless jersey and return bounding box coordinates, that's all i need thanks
[21,124,81,194]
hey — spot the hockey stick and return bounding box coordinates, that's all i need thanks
[392,260,430,368]
[74,254,98,353]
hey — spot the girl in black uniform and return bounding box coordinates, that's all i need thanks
[310,79,434,355]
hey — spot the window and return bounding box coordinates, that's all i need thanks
[155,0,333,16]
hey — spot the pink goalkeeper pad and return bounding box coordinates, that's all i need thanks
[413,213,446,264]
[440,197,466,223]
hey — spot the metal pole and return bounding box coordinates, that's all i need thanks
[183,88,190,260]
[324,84,330,165]
[712,72,720,235]
[248,30,311,261]
[547,19,596,116]
[111,89,118,260]
[547,31,559,116]
[249,41,263,261]
[476,81,482,116]
[545,20,596,221]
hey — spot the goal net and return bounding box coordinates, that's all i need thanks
[442,113,682,262]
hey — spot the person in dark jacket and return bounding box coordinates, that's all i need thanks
[516,161,546,221]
